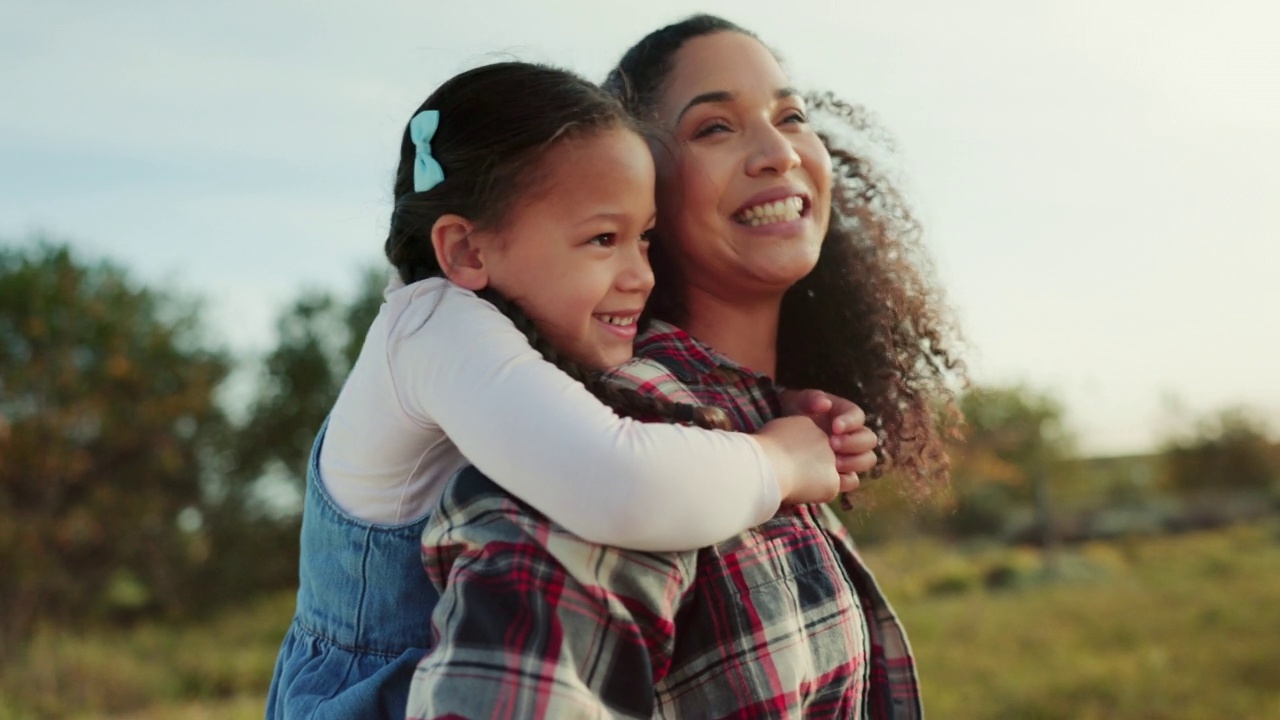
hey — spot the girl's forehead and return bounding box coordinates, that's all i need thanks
[509,128,653,211]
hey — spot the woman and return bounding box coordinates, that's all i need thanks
[407,14,962,719]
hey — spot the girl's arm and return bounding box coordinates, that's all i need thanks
[395,283,817,551]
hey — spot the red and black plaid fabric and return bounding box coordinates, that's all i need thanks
[407,321,922,719]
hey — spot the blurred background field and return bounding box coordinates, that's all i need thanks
[3,239,1279,718]
[2,520,1278,719]
[2,238,1280,712]
[876,521,1280,719]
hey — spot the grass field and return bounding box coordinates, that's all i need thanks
[869,521,1280,719]
[3,520,1278,719]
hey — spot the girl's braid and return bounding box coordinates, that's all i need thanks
[476,288,733,432]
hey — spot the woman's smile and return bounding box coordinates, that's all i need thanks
[730,188,812,236]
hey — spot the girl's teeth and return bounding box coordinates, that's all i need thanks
[600,315,635,326]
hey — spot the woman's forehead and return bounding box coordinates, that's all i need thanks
[657,32,790,118]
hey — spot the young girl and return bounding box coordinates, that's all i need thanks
[266,62,867,720]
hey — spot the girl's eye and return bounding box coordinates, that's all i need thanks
[780,110,807,125]
[639,229,655,243]
[589,234,617,247]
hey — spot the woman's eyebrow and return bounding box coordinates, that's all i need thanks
[675,87,800,123]
[676,91,734,123]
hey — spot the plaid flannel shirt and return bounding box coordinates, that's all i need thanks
[407,321,923,719]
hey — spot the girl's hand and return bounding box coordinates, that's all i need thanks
[754,416,841,505]
[780,389,878,500]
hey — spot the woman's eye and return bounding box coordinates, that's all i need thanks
[589,234,617,247]
[639,229,655,244]
[780,111,807,125]
[693,121,731,138]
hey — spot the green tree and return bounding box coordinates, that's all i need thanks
[0,240,230,660]
[231,267,385,495]
[940,385,1075,538]
[1161,406,1278,495]
[187,267,387,602]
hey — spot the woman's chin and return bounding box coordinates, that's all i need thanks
[747,251,822,288]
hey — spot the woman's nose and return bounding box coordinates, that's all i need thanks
[746,125,802,177]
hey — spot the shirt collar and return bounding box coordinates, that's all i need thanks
[637,319,769,384]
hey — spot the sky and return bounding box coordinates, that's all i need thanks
[3,0,1278,455]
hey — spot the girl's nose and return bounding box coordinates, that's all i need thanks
[618,239,655,293]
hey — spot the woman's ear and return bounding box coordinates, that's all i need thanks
[430,214,489,290]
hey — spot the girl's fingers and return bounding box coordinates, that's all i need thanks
[809,393,834,415]
[829,400,866,435]
[785,388,829,416]
[830,427,877,455]
[782,390,837,434]
[835,450,877,475]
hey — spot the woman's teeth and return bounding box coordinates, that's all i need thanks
[736,196,804,226]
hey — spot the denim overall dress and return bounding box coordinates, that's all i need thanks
[266,422,441,719]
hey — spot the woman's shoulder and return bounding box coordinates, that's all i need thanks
[631,319,721,383]
[605,356,699,405]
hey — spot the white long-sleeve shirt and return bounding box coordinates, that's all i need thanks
[319,277,781,551]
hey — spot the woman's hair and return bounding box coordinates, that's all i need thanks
[605,16,967,496]
[385,62,730,431]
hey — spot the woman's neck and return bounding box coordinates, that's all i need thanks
[678,287,782,377]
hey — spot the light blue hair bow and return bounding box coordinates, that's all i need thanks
[409,110,445,192]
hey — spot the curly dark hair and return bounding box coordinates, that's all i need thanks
[604,15,967,495]
[385,62,730,432]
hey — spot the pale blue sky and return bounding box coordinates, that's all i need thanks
[3,0,1278,454]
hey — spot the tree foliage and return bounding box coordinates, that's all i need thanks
[186,267,386,603]
[231,267,385,493]
[941,385,1075,537]
[0,241,230,659]
[1161,406,1278,495]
